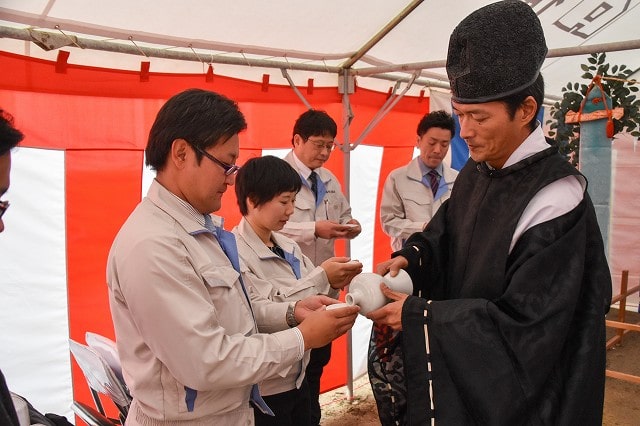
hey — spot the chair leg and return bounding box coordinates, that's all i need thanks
[72,400,118,426]
[116,403,128,425]
[90,388,106,416]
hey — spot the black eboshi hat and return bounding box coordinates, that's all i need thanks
[446,0,548,104]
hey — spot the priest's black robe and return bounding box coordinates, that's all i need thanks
[394,147,612,425]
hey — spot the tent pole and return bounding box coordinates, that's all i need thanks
[353,71,420,149]
[341,0,424,69]
[338,69,416,401]
[340,68,355,401]
[355,39,640,76]
[0,26,343,74]
[0,25,563,102]
[280,69,313,110]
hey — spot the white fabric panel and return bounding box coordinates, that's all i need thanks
[348,146,383,378]
[351,315,373,380]
[348,146,382,271]
[610,133,640,310]
[0,148,72,419]
[262,148,289,159]
[429,90,453,113]
[141,156,155,199]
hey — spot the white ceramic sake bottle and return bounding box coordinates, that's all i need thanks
[345,269,413,315]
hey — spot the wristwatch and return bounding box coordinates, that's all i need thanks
[286,301,299,328]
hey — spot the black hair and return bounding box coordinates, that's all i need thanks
[501,73,545,132]
[291,109,337,146]
[235,155,302,216]
[417,110,455,137]
[145,89,247,171]
[0,109,24,156]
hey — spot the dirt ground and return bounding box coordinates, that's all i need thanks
[320,309,640,425]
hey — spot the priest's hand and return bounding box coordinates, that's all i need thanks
[376,256,408,277]
[366,283,408,331]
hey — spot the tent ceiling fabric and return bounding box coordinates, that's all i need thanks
[1,0,640,98]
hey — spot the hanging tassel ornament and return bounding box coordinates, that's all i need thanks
[567,74,624,138]
[606,115,615,138]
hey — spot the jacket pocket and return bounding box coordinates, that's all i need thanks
[403,190,432,220]
[200,265,254,336]
[295,196,314,213]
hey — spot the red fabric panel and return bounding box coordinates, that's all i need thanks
[0,50,429,163]
[0,89,161,150]
[346,97,431,147]
[0,51,428,133]
[373,147,418,268]
[66,149,143,412]
[0,51,433,396]
[320,334,349,392]
[0,51,342,104]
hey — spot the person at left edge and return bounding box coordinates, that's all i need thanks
[106,89,359,426]
[0,109,25,426]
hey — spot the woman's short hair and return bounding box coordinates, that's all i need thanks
[235,155,302,215]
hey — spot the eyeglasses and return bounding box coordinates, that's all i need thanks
[0,200,9,219]
[306,138,335,152]
[192,145,240,176]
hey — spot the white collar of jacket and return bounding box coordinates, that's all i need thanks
[236,217,299,260]
[500,124,548,169]
[147,179,224,235]
[286,150,332,185]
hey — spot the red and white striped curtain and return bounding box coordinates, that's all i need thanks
[0,50,429,419]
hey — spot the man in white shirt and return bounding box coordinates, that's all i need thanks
[380,110,458,251]
[280,109,361,425]
[106,89,359,425]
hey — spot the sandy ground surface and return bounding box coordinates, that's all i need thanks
[319,309,640,426]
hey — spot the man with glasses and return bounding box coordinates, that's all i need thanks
[106,89,359,425]
[280,109,361,425]
[0,109,24,426]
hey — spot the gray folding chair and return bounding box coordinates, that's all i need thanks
[71,400,118,426]
[84,332,128,395]
[68,338,131,424]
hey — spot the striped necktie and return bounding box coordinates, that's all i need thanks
[309,171,318,200]
[427,170,439,197]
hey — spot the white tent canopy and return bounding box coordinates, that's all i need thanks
[1,0,640,101]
